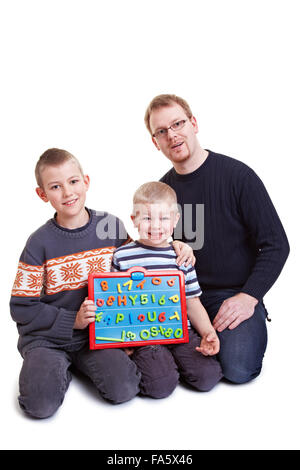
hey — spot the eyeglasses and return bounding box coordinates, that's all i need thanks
[152,119,188,139]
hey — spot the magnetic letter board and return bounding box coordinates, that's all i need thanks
[88,267,189,349]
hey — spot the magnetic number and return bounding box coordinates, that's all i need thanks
[140,294,148,305]
[150,326,159,337]
[126,331,136,340]
[100,281,108,291]
[158,312,166,322]
[140,329,150,340]
[96,298,104,307]
[136,280,146,289]
[164,328,173,338]
[123,280,133,291]
[95,312,103,322]
[174,328,183,338]
[106,296,115,306]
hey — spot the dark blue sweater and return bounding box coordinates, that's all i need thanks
[161,150,289,300]
[10,209,128,355]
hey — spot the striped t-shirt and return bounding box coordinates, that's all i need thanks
[112,241,202,299]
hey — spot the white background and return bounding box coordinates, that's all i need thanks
[1,0,299,451]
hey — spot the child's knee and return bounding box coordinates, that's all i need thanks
[132,345,179,398]
[18,393,62,419]
[18,370,69,418]
[18,348,71,418]
[97,353,141,404]
[182,358,223,392]
[103,373,141,404]
[139,369,179,399]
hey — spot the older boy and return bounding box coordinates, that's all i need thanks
[10,148,143,418]
[112,182,223,399]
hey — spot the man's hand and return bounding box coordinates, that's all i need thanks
[196,330,220,356]
[213,293,258,332]
[74,298,97,329]
[172,240,196,267]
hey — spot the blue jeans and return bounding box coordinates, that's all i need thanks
[201,289,268,384]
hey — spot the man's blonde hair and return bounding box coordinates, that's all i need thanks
[133,181,177,207]
[35,148,84,188]
[144,94,193,134]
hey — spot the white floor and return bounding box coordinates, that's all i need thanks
[2,304,299,451]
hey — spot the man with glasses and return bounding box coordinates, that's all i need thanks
[144,94,289,384]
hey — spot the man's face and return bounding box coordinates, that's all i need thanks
[149,104,199,165]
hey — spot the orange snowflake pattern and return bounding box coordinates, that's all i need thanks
[87,256,106,273]
[14,270,23,288]
[60,262,83,282]
[45,268,57,287]
[27,273,43,290]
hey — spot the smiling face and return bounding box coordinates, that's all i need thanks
[36,159,90,228]
[149,103,199,168]
[132,200,180,247]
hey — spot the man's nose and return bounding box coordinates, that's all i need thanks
[167,127,178,139]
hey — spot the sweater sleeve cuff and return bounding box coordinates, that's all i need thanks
[55,309,77,340]
[240,283,267,301]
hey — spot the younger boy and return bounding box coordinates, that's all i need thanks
[112,182,223,398]
[10,148,142,418]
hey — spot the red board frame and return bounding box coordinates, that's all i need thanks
[88,267,189,349]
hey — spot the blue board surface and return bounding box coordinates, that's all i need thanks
[89,268,188,349]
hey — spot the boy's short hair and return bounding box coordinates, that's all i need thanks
[144,94,193,134]
[35,148,84,188]
[133,181,177,207]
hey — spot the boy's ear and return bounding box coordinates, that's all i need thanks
[130,214,137,226]
[83,174,90,189]
[152,136,160,151]
[36,187,49,203]
[173,212,180,228]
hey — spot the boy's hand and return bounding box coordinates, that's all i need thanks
[74,298,97,329]
[124,348,134,356]
[172,240,196,267]
[196,331,220,356]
